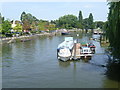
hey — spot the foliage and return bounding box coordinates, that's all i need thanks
[2,20,11,34]
[94,21,105,29]
[13,23,22,32]
[78,11,83,29]
[106,2,120,59]
[38,20,48,31]
[20,12,39,31]
[82,13,94,30]
[88,13,94,29]
[83,18,89,30]
[55,14,78,29]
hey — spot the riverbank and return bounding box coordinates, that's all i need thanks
[0,32,61,44]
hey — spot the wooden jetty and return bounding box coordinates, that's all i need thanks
[71,43,93,60]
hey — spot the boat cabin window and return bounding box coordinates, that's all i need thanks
[84,49,88,52]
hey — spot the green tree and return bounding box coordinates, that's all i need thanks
[88,13,94,29]
[78,11,83,29]
[2,20,11,34]
[0,13,5,33]
[20,12,39,31]
[107,2,120,59]
[38,20,48,31]
[78,11,83,23]
[105,2,120,81]
[0,13,2,33]
[83,18,89,30]
[20,11,26,22]
[94,21,105,29]
[56,14,78,29]
[13,23,22,32]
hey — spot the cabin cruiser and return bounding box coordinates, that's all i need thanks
[57,37,74,61]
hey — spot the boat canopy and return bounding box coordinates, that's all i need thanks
[58,37,74,50]
[65,37,73,41]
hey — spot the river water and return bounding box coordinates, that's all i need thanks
[2,32,119,88]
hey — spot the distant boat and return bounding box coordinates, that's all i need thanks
[61,32,69,35]
[61,29,70,35]
[57,37,74,61]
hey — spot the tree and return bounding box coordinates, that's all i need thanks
[13,23,22,32]
[22,20,31,31]
[2,20,11,34]
[107,2,120,59]
[56,14,78,29]
[0,13,2,33]
[88,13,94,29]
[78,11,83,23]
[94,21,105,29]
[38,20,48,31]
[0,13,5,33]
[83,18,89,30]
[105,2,120,81]
[20,11,26,22]
[20,12,39,31]
[78,11,83,29]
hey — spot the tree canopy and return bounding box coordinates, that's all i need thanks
[20,12,39,31]
[106,2,120,59]
[56,14,78,29]
[78,11,83,29]
[88,13,94,29]
[94,21,105,29]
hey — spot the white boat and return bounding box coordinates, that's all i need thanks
[57,37,74,61]
[80,47,93,58]
[58,48,72,61]
[81,47,92,54]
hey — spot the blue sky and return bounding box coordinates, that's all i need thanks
[0,2,109,21]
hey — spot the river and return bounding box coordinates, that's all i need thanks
[2,32,119,88]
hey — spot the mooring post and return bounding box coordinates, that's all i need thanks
[73,40,77,60]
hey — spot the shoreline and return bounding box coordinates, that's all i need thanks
[0,32,61,44]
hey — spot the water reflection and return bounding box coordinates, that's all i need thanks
[58,60,81,68]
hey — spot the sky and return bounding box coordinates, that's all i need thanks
[0,1,109,21]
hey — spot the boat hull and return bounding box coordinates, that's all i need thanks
[58,56,71,61]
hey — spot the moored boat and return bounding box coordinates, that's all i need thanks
[57,37,74,61]
[61,32,69,35]
[57,48,72,61]
[61,29,70,35]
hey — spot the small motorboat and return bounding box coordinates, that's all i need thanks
[57,47,72,61]
[57,37,74,61]
[61,29,70,35]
